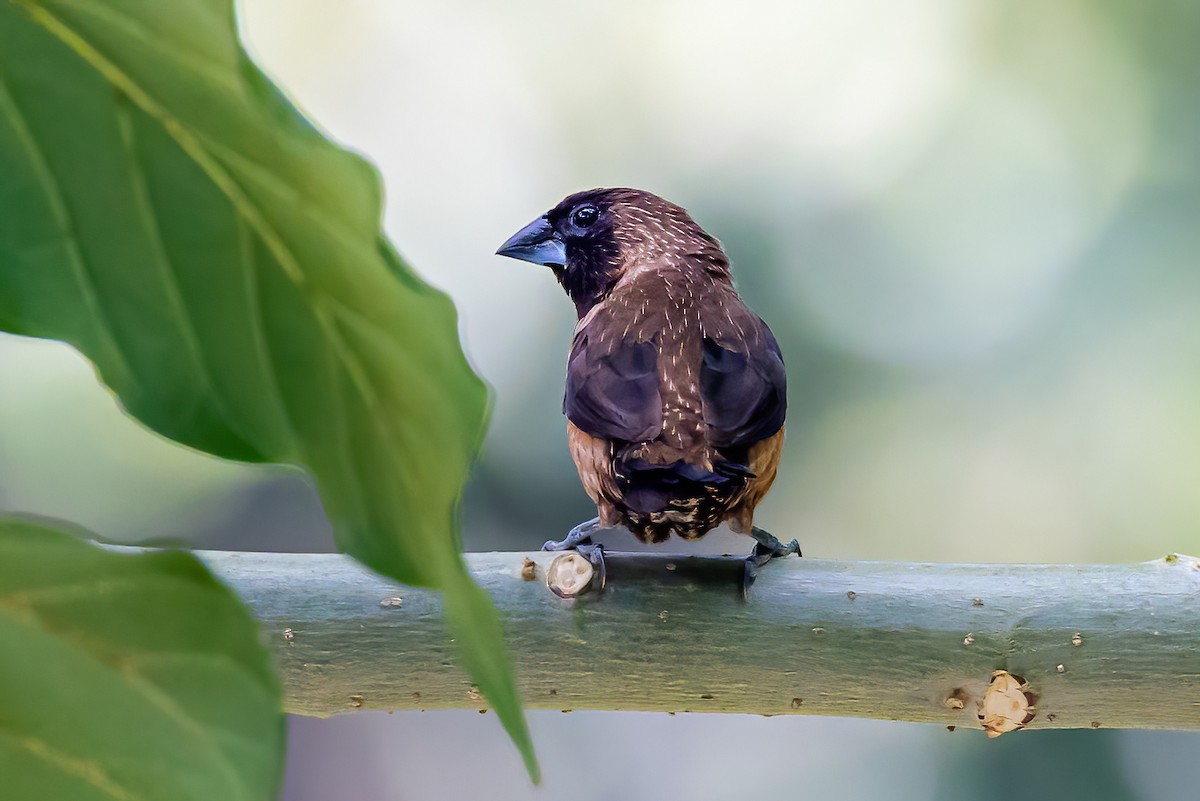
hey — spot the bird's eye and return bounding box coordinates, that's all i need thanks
[572,205,599,228]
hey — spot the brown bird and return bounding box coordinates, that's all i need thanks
[497,188,799,592]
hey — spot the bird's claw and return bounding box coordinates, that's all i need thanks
[576,543,607,592]
[542,518,606,597]
[542,517,600,552]
[741,529,802,597]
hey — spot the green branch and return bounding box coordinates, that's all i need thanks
[196,549,1200,734]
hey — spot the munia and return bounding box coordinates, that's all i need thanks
[498,188,799,592]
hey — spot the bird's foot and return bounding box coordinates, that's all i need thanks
[742,527,802,597]
[748,526,803,558]
[542,516,601,552]
[543,518,606,597]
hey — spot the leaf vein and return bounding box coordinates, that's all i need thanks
[51,0,242,94]
[0,599,254,797]
[0,727,143,801]
[18,0,429,481]
[112,96,242,443]
[0,63,134,381]
[236,218,299,460]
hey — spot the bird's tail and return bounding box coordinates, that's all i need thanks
[616,455,753,515]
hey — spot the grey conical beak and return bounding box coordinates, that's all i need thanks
[496,216,566,267]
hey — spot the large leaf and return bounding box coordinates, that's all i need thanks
[0,0,536,779]
[0,517,283,800]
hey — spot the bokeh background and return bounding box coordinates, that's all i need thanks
[2,0,1198,798]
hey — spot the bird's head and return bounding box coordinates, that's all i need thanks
[497,188,728,317]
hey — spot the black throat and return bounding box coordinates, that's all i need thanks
[556,234,623,318]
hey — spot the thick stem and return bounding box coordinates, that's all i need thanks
[199,550,1200,732]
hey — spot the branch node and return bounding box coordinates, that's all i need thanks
[980,670,1037,738]
[546,552,595,598]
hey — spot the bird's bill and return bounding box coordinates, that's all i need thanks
[495,216,566,267]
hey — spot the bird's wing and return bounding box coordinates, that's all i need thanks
[564,310,663,443]
[699,292,787,449]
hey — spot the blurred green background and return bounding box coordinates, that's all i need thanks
[2,0,1198,798]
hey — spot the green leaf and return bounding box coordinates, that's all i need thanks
[0,517,283,801]
[0,0,536,779]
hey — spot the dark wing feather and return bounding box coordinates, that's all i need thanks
[565,325,662,443]
[700,299,786,449]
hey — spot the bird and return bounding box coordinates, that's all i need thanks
[496,188,799,593]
